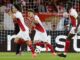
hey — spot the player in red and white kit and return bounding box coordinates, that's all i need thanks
[58,2,78,57]
[8,4,36,57]
[27,9,57,56]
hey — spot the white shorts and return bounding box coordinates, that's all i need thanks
[12,30,31,41]
[69,27,76,34]
[34,30,48,42]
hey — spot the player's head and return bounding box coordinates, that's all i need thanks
[27,9,35,17]
[11,6,17,13]
[11,4,22,13]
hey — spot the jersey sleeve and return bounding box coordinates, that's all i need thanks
[14,12,22,19]
[70,9,78,19]
[35,15,42,24]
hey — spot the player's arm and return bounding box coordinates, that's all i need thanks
[32,19,39,24]
[75,16,80,33]
[28,15,40,24]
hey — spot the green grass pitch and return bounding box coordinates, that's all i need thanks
[0,52,80,60]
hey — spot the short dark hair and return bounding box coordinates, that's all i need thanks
[27,9,35,13]
[13,3,22,12]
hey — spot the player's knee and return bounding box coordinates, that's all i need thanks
[27,41,32,45]
[67,34,75,40]
[14,38,19,43]
[14,39,18,43]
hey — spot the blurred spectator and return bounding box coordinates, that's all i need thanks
[56,12,70,31]
[46,0,58,13]
[0,0,13,18]
[20,0,26,6]
[38,2,47,12]
[0,0,2,6]
[0,0,8,13]
[42,22,52,31]
[46,2,53,12]
[26,0,38,12]
[0,5,6,13]
[17,0,26,6]
[0,0,14,30]
[36,0,41,5]
[57,3,66,13]
[0,0,13,13]
[33,0,38,12]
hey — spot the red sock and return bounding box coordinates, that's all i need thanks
[46,44,54,53]
[45,45,48,52]
[17,39,25,45]
[29,45,35,54]
[35,42,44,46]
[64,40,70,53]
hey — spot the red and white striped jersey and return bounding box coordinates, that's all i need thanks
[69,8,78,27]
[34,15,45,33]
[13,11,29,31]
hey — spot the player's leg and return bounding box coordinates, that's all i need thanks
[27,40,37,57]
[16,43,21,54]
[22,31,37,57]
[34,41,45,47]
[14,37,25,55]
[58,34,75,57]
[41,32,56,55]
[64,34,75,53]
[34,41,56,56]
[33,31,45,50]
[9,35,21,55]
[14,31,25,55]
[14,22,21,55]
[14,38,21,55]
[45,42,56,56]
[58,27,76,57]
[34,31,56,56]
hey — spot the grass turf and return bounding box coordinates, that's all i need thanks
[0,52,80,60]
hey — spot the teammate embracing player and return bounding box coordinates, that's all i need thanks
[27,9,57,56]
[58,2,78,57]
[8,4,37,57]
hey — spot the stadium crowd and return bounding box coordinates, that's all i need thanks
[0,0,80,31]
